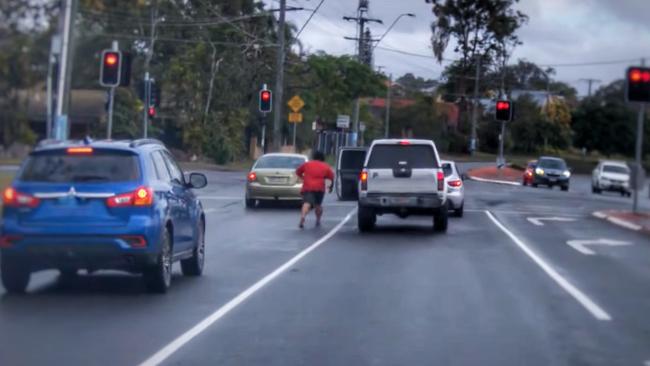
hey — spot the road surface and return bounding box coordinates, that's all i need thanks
[1,167,649,366]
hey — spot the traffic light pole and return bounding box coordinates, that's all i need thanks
[498,121,506,168]
[632,58,646,214]
[106,40,118,139]
[470,57,481,155]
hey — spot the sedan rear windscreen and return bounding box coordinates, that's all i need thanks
[367,145,438,169]
[255,156,306,169]
[20,150,140,183]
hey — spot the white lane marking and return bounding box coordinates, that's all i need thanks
[466,209,583,217]
[607,216,642,231]
[198,196,242,200]
[566,239,632,256]
[468,176,522,186]
[592,211,608,219]
[484,211,612,321]
[203,208,217,214]
[138,209,357,366]
[526,217,577,226]
[643,359,650,366]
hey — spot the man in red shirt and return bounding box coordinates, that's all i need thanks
[295,151,334,229]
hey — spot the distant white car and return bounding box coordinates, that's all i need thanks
[592,160,631,196]
[441,160,464,217]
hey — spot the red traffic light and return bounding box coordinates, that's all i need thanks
[626,66,650,103]
[259,89,272,113]
[105,53,118,66]
[261,91,271,102]
[496,101,511,110]
[148,106,156,117]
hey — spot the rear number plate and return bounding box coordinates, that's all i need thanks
[268,177,288,184]
[389,197,415,205]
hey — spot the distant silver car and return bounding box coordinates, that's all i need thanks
[441,160,464,217]
[592,160,631,196]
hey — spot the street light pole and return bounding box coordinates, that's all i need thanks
[272,0,287,152]
[384,74,392,138]
[372,13,415,53]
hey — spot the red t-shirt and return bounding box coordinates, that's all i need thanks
[296,160,334,193]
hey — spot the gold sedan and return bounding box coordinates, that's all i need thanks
[245,153,308,208]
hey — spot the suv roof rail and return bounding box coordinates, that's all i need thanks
[129,139,164,148]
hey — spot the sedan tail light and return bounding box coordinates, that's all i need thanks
[2,187,40,208]
[448,179,462,188]
[247,172,257,182]
[106,187,153,207]
[437,171,445,191]
[360,170,368,191]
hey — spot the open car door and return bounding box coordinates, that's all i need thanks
[336,147,367,201]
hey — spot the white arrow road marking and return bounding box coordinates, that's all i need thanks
[566,239,632,255]
[527,217,577,226]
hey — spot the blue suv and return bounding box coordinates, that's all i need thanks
[1,139,207,294]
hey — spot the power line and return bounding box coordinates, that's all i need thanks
[294,0,325,40]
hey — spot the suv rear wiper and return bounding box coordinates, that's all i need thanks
[71,175,110,182]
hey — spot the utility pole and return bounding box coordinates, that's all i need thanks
[469,56,481,154]
[272,0,287,152]
[579,78,601,97]
[633,58,646,213]
[46,35,61,139]
[54,0,77,140]
[384,74,392,138]
[344,0,382,146]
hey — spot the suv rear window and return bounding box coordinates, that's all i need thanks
[20,150,140,183]
[367,144,438,169]
[340,150,366,170]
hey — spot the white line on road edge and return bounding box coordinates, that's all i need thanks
[607,216,642,231]
[484,211,612,321]
[138,209,357,366]
[468,176,522,186]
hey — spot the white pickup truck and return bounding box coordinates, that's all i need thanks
[357,139,448,232]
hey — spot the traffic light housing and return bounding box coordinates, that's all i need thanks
[100,50,122,87]
[148,106,156,118]
[495,100,513,122]
[626,67,650,103]
[259,89,272,113]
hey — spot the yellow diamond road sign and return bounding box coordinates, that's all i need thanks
[287,95,305,112]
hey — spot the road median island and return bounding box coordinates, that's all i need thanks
[592,210,650,235]
[466,166,522,186]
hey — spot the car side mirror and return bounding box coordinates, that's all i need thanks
[187,172,208,189]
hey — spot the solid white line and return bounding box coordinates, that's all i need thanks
[484,211,612,321]
[202,208,217,214]
[468,175,522,186]
[465,209,583,217]
[138,209,357,366]
[643,359,650,366]
[592,211,608,219]
[607,216,642,231]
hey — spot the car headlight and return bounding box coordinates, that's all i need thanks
[535,168,544,175]
[563,170,571,178]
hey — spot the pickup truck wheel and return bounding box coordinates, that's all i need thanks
[434,205,448,232]
[358,205,376,232]
[1,256,30,294]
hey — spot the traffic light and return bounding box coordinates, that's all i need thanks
[148,106,156,118]
[259,89,272,113]
[495,100,513,122]
[626,67,650,103]
[100,50,122,87]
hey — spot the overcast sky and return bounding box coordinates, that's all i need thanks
[264,0,650,96]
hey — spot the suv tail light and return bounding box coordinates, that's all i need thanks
[448,179,462,188]
[247,172,257,182]
[360,170,368,191]
[2,187,40,208]
[0,235,22,249]
[106,187,153,207]
[437,171,445,191]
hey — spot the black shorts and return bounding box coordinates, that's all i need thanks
[302,191,325,206]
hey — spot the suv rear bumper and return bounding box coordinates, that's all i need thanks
[359,192,445,214]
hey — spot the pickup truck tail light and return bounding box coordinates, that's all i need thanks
[360,170,368,191]
[437,171,445,191]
